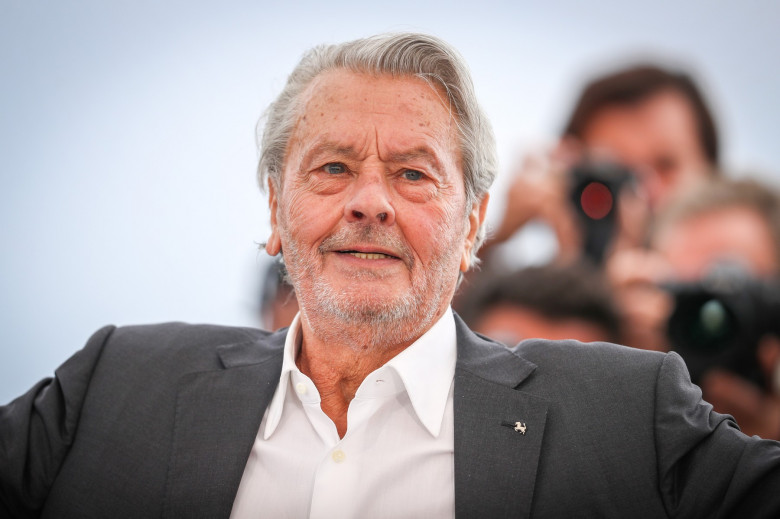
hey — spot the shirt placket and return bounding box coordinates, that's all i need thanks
[307,368,403,519]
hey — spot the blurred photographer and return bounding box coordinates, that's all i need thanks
[610,177,780,438]
[482,63,720,268]
[258,260,298,331]
[457,262,621,346]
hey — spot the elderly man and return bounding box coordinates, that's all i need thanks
[2,33,779,519]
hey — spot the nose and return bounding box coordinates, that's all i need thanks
[344,172,396,225]
[635,165,663,211]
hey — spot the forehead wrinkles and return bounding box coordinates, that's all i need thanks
[284,70,460,167]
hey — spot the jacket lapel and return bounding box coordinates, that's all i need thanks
[453,316,549,519]
[161,318,548,518]
[163,330,286,519]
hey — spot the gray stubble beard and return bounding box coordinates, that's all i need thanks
[280,221,462,350]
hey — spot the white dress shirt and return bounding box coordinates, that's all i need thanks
[230,308,457,519]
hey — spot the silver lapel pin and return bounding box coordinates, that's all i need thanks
[501,420,527,435]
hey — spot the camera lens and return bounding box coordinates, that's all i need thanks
[568,160,635,264]
[665,269,780,387]
[670,294,737,354]
[697,299,732,343]
[579,181,614,220]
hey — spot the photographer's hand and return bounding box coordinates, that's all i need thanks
[606,247,674,351]
[701,367,780,440]
[485,143,581,262]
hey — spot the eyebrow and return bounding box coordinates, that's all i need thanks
[298,141,360,170]
[385,148,445,174]
[299,140,445,172]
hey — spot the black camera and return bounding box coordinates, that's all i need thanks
[569,160,635,264]
[665,266,780,387]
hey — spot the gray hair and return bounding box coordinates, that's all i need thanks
[256,32,497,266]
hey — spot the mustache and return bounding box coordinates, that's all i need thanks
[318,225,415,268]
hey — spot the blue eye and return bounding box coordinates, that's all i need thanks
[325,163,346,175]
[403,169,423,181]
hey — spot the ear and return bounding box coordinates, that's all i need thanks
[460,194,489,272]
[265,179,282,256]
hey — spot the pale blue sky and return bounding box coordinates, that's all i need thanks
[2,1,779,402]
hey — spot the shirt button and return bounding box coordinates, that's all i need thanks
[295,382,308,395]
[331,449,346,463]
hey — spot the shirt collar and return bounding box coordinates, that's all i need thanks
[262,308,457,439]
[382,307,456,436]
[262,312,303,439]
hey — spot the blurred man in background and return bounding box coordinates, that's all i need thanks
[563,64,719,211]
[454,62,722,341]
[481,63,720,267]
[457,262,621,345]
[609,177,780,438]
[258,260,298,331]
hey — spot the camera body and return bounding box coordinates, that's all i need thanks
[569,160,635,264]
[665,266,780,387]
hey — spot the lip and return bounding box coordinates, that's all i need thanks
[334,245,402,260]
[325,244,408,269]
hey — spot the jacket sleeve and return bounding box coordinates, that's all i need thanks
[654,351,780,518]
[0,326,116,518]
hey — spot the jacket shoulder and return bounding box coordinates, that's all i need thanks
[109,321,272,347]
[513,338,668,376]
[507,338,679,414]
[96,322,281,371]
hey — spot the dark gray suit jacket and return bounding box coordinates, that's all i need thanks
[1,317,779,518]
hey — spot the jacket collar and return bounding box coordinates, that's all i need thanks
[453,314,549,519]
[164,318,548,519]
[164,329,286,519]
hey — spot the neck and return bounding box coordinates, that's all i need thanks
[295,310,441,438]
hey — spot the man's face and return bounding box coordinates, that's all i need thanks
[581,90,711,211]
[474,304,611,345]
[654,206,778,280]
[265,69,484,344]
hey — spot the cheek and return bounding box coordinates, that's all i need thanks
[279,190,341,243]
[406,200,468,260]
[394,181,438,203]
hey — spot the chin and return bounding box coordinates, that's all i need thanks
[324,292,417,324]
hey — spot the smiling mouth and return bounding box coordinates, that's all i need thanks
[338,251,399,260]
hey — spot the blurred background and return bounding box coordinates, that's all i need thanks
[2,0,779,403]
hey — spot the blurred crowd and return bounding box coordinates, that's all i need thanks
[260,61,780,440]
